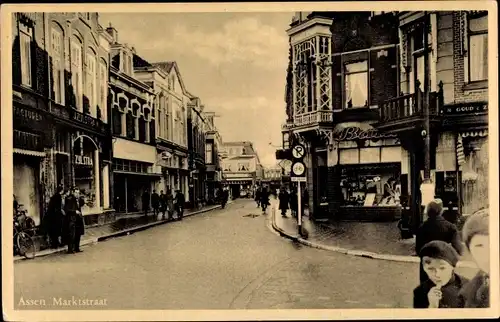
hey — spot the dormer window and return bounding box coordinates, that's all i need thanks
[120,50,133,75]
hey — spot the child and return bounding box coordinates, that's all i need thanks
[458,208,490,308]
[413,240,469,308]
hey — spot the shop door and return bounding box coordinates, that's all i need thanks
[14,155,41,225]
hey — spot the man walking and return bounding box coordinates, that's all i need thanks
[159,190,167,219]
[416,199,464,283]
[64,187,85,254]
[255,186,262,208]
[278,187,289,217]
[166,189,175,220]
[45,185,65,249]
[175,189,185,220]
[151,190,160,217]
[142,189,150,217]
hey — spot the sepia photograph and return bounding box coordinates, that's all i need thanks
[1,2,498,321]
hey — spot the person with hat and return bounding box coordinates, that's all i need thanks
[458,208,490,308]
[413,240,469,308]
[415,199,465,283]
[63,187,85,254]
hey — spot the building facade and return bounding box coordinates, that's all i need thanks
[281,10,489,228]
[204,112,223,203]
[134,60,190,204]
[106,24,159,215]
[12,12,114,226]
[221,142,262,198]
[187,96,207,207]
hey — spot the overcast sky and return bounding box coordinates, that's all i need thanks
[99,12,292,167]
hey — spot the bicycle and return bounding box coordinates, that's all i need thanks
[15,204,36,237]
[14,217,36,259]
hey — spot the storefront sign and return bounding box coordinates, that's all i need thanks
[70,109,106,134]
[13,130,43,151]
[14,105,46,132]
[75,155,93,166]
[334,127,397,141]
[444,103,487,115]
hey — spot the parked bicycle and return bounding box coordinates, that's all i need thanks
[14,203,36,259]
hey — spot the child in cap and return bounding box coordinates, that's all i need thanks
[458,208,490,308]
[413,240,469,308]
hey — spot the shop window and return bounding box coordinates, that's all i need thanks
[344,61,368,108]
[340,170,401,207]
[467,12,488,83]
[19,24,33,87]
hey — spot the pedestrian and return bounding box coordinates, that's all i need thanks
[278,187,289,217]
[142,189,150,217]
[458,208,490,308]
[413,240,468,308]
[175,189,185,220]
[255,186,262,208]
[63,187,85,254]
[151,190,160,217]
[159,190,167,219]
[260,186,270,212]
[415,199,464,283]
[45,185,65,249]
[289,188,298,218]
[302,187,309,215]
[166,188,175,220]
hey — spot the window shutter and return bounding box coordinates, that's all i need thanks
[332,55,342,110]
[369,46,398,107]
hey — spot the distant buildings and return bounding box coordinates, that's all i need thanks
[220,142,263,198]
[11,12,226,226]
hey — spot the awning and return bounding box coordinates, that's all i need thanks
[341,162,401,172]
[114,170,162,177]
[13,148,45,157]
[460,130,488,138]
[226,179,253,185]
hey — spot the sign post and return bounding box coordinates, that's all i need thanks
[291,144,306,237]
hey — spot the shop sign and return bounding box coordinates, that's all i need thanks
[70,109,105,134]
[14,105,45,130]
[13,130,43,151]
[444,103,487,115]
[334,127,397,141]
[75,155,93,166]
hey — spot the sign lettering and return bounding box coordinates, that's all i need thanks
[444,104,487,115]
[334,127,397,141]
[75,155,93,166]
[14,130,42,151]
[14,106,43,122]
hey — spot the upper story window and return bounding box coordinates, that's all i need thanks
[99,60,107,120]
[51,26,64,104]
[344,61,368,108]
[467,12,488,83]
[205,143,213,164]
[86,51,97,116]
[238,163,250,171]
[19,24,33,87]
[71,37,83,110]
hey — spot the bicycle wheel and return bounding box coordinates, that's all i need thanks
[16,231,36,259]
[25,217,36,237]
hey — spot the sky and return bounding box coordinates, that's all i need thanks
[99,12,293,168]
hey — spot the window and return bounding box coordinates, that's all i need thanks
[467,13,488,82]
[86,52,96,116]
[19,24,32,87]
[71,39,83,110]
[409,22,431,93]
[344,61,368,108]
[99,60,107,120]
[206,143,213,164]
[51,27,64,103]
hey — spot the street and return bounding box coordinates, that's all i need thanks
[14,199,424,310]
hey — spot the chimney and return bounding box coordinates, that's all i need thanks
[106,23,118,43]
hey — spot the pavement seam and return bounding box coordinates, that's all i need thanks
[13,204,225,262]
[270,207,476,268]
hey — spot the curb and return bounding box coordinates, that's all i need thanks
[270,207,477,268]
[14,204,225,262]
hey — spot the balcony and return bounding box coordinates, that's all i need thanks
[282,110,333,132]
[375,82,443,134]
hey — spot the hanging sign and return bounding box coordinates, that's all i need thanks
[75,155,93,166]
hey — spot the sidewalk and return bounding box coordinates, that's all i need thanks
[270,200,475,268]
[14,202,229,262]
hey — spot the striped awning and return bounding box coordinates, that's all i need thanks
[461,130,488,138]
[13,148,45,157]
[456,135,466,168]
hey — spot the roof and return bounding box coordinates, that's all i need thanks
[133,54,152,68]
[152,61,175,73]
[224,141,253,146]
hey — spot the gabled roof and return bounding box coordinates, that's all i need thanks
[151,61,190,96]
[133,54,152,68]
[151,61,175,73]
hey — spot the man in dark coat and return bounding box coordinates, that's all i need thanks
[142,190,150,217]
[46,185,65,248]
[151,190,160,217]
[255,186,262,208]
[416,199,464,283]
[159,190,167,219]
[278,187,290,217]
[64,187,85,254]
[289,188,298,218]
[260,186,270,212]
[175,190,185,220]
[302,187,309,215]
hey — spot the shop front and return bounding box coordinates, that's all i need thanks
[225,173,254,199]
[330,123,403,221]
[13,101,52,226]
[113,137,160,214]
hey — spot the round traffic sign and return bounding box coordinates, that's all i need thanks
[292,144,306,159]
[292,161,306,176]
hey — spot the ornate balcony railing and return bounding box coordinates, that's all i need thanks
[379,81,443,122]
[293,110,333,127]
